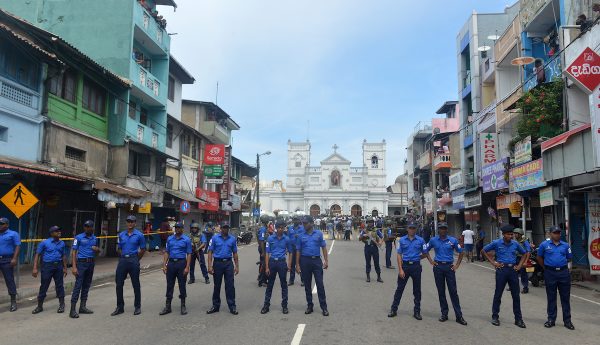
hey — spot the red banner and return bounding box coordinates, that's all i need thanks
[204,144,225,165]
[196,188,219,211]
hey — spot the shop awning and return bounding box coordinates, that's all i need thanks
[93,180,150,198]
[0,162,84,182]
[165,189,205,203]
[541,124,591,152]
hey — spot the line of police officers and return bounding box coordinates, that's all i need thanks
[0,215,576,328]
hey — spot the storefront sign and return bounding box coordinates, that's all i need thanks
[451,188,465,210]
[585,192,600,275]
[203,165,224,177]
[137,202,152,214]
[230,194,241,211]
[196,188,219,212]
[509,201,522,217]
[480,132,499,165]
[424,192,433,213]
[539,186,554,207]
[564,47,600,94]
[449,171,464,191]
[496,193,522,209]
[510,159,546,192]
[482,158,509,193]
[513,136,532,166]
[205,178,224,184]
[464,190,482,209]
[203,144,225,165]
[220,146,231,199]
[591,85,600,168]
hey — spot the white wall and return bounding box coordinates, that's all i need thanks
[166,74,183,121]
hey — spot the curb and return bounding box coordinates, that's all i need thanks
[572,282,600,294]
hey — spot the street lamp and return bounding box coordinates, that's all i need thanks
[254,151,271,223]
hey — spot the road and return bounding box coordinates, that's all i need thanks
[1,238,599,345]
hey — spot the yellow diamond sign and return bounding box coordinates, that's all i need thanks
[1,182,39,219]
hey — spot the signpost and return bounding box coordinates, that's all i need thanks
[180,200,191,215]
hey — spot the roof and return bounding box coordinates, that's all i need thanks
[0,9,131,89]
[155,0,178,8]
[169,56,195,84]
[321,152,351,164]
[436,101,458,115]
[182,99,241,130]
[0,162,85,182]
[232,156,258,177]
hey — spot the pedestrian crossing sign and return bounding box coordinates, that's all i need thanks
[0,182,39,219]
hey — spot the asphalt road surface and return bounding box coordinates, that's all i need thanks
[1,238,599,345]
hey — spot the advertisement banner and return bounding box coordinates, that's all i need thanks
[451,188,465,210]
[496,193,522,209]
[509,159,546,192]
[482,158,508,193]
[591,85,600,168]
[220,146,231,199]
[230,194,241,211]
[196,188,219,212]
[585,192,600,275]
[564,47,600,94]
[464,190,482,209]
[449,171,464,191]
[204,144,225,165]
[480,132,499,165]
[539,186,554,207]
[514,136,532,166]
[204,165,224,177]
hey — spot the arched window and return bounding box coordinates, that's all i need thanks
[371,210,379,217]
[351,205,362,217]
[330,204,341,216]
[371,155,379,168]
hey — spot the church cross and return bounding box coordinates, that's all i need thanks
[333,144,339,153]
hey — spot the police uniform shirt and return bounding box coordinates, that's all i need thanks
[483,239,526,264]
[258,226,268,242]
[208,233,238,259]
[293,224,305,236]
[427,236,463,262]
[360,229,383,246]
[266,234,291,259]
[118,229,146,256]
[37,238,65,262]
[537,240,572,267]
[296,230,326,257]
[397,235,427,262]
[72,233,98,259]
[166,234,192,259]
[0,229,21,256]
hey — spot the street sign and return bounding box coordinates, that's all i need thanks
[253,208,260,217]
[180,200,191,214]
[205,178,223,184]
[204,165,224,177]
[1,182,39,219]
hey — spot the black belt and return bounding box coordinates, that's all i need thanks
[302,256,320,259]
[499,263,515,268]
[402,261,420,265]
[120,255,138,259]
[214,258,232,262]
[77,258,95,263]
[545,265,568,271]
[44,261,62,265]
[0,255,13,259]
[270,257,286,261]
[169,258,185,262]
[435,261,452,265]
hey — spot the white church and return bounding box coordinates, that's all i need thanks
[259,139,392,217]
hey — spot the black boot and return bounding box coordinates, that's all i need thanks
[159,299,172,315]
[69,303,79,318]
[180,299,187,315]
[57,297,65,313]
[9,294,17,312]
[366,272,371,282]
[79,300,93,314]
[377,273,383,283]
[32,298,44,314]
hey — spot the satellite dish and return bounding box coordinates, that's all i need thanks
[433,128,441,134]
[511,56,535,66]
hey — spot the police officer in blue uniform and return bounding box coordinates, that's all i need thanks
[482,224,527,328]
[384,222,396,269]
[537,226,575,330]
[111,215,146,316]
[32,225,67,314]
[425,222,467,325]
[296,215,329,316]
[160,222,192,316]
[288,216,304,286]
[261,221,292,314]
[359,223,384,283]
[257,220,268,287]
[207,224,239,315]
[69,220,100,318]
[188,222,210,285]
[388,223,426,319]
[0,217,20,312]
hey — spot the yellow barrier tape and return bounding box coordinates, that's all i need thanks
[20,231,173,243]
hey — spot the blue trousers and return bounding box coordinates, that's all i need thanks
[38,262,65,300]
[385,241,393,267]
[0,258,16,295]
[115,257,141,308]
[364,245,381,274]
[212,259,235,310]
[289,248,298,283]
[492,266,522,320]
[166,259,187,300]
[390,264,422,313]
[71,261,94,303]
[433,263,462,318]
[300,256,327,310]
[544,268,571,322]
[190,251,208,280]
[264,259,288,307]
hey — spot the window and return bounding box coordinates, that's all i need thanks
[181,133,190,157]
[0,41,39,89]
[128,150,151,176]
[191,136,198,160]
[371,155,379,168]
[165,176,174,189]
[168,76,175,102]
[49,70,77,103]
[65,146,86,162]
[295,161,301,168]
[166,123,173,148]
[140,108,148,125]
[0,126,7,142]
[156,159,166,183]
[129,101,137,119]
[82,79,106,116]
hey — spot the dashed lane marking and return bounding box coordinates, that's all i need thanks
[291,324,306,345]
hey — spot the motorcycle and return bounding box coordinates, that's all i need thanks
[527,250,544,287]
[237,230,253,245]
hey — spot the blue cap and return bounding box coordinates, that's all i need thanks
[0,217,8,225]
[500,224,515,233]
[302,215,314,224]
[275,221,286,228]
[437,222,448,229]
[83,220,94,227]
[549,226,561,233]
[221,224,230,230]
[48,225,61,234]
[407,222,417,229]
[126,215,136,222]
[174,222,184,228]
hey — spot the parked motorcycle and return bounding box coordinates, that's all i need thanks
[237,231,253,245]
[527,249,544,287]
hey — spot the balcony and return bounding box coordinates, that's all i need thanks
[410,121,432,142]
[307,167,321,174]
[524,55,561,92]
[433,153,451,170]
[199,120,230,145]
[418,151,431,169]
[350,167,367,174]
[133,1,170,55]
[462,70,472,98]
[130,59,163,107]
[463,124,474,148]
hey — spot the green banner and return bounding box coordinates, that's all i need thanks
[204,165,224,177]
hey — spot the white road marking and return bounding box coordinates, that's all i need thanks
[328,240,335,255]
[312,284,317,294]
[291,324,306,345]
[472,263,494,271]
[93,282,112,288]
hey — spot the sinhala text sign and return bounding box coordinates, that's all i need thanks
[585,192,600,275]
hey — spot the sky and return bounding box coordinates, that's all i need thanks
[162,0,515,185]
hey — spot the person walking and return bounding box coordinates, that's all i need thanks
[261,221,292,314]
[287,216,304,286]
[207,224,239,315]
[159,222,192,315]
[461,224,475,263]
[475,225,485,262]
[69,220,100,318]
[384,220,396,269]
[0,217,20,312]
[32,226,67,314]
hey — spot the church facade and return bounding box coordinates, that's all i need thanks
[260,140,390,217]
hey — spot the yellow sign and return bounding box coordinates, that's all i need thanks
[509,201,522,217]
[0,182,39,219]
[137,202,152,214]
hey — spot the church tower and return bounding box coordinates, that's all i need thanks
[286,140,311,191]
[363,139,386,190]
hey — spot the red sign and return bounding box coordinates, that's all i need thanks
[204,144,225,165]
[565,47,600,94]
[196,188,219,212]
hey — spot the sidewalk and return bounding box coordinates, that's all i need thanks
[573,280,600,293]
[0,251,164,305]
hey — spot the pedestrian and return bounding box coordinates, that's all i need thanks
[288,216,305,286]
[384,220,396,269]
[359,222,384,283]
[257,220,268,287]
[188,222,210,284]
[69,220,100,318]
[537,226,575,330]
[344,218,352,240]
[461,224,475,263]
[111,215,146,316]
[296,215,329,316]
[159,222,192,316]
[425,222,467,325]
[475,225,485,262]
[261,221,292,314]
[32,225,67,314]
[326,221,334,240]
[388,223,426,319]
[512,228,531,294]
[0,217,20,312]
[482,224,527,328]
[335,221,343,240]
[207,224,239,315]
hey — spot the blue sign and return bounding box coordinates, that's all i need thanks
[180,200,191,214]
[253,208,260,217]
[451,188,465,210]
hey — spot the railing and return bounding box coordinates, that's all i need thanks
[132,59,161,100]
[433,154,451,169]
[463,70,472,89]
[307,167,321,173]
[463,124,474,147]
[524,55,561,92]
[350,167,366,174]
[133,0,170,52]
[418,151,431,168]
